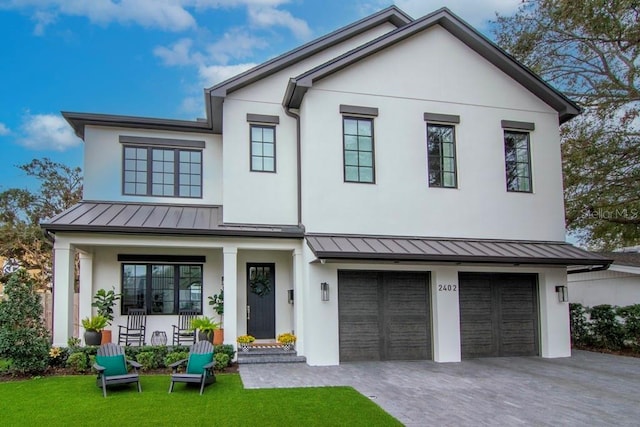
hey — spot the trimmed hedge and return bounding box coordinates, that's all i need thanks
[570,303,640,351]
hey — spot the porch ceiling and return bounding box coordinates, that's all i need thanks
[306,233,612,268]
[42,201,304,238]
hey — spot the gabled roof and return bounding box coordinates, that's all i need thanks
[283,7,580,124]
[42,201,304,238]
[306,234,611,268]
[206,6,413,133]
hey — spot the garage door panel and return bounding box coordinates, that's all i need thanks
[460,273,538,358]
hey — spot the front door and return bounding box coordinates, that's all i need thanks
[246,263,276,339]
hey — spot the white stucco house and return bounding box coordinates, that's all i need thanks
[44,6,610,365]
[569,251,640,307]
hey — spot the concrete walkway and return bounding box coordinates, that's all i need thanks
[239,351,640,426]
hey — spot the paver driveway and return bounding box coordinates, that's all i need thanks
[240,350,640,426]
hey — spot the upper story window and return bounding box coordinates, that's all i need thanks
[120,135,205,198]
[247,114,279,173]
[424,113,460,189]
[502,121,534,193]
[340,105,378,184]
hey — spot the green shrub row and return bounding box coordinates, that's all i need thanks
[570,303,640,351]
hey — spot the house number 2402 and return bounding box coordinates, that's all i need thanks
[438,284,457,291]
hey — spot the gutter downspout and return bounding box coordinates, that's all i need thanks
[284,106,302,227]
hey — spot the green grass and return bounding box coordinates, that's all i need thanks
[0,374,401,426]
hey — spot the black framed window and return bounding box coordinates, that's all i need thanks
[123,146,202,198]
[121,264,203,315]
[504,131,532,192]
[343,117,375,183]
[250,125,276,172]
[427,124,457,188]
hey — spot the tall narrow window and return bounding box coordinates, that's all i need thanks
[343,117,374,183]
[123,147,148,195]
[427,124,457,188]
[250,125,276,172]
[504,131,532,192]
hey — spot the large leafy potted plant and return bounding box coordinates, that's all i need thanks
[208,288,224,345]
[191,316,221,344]
[92,288,120,344]
[81,315,108,346]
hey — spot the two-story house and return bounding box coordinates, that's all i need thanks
[43,6,610,365]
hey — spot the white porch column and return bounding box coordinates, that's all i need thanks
[539,268,571,358]
[78,251,93,343]
[293,248,305,354]
[52,242,75,347]
[430,267,461,362]
[223,246,238,352]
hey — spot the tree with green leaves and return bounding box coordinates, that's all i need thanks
[0,269,51,374]
[494,0,640,249]
[0,158,82,289]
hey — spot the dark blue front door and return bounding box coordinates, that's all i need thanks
[246,263,276,339]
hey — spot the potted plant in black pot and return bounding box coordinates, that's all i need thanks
[190,316,221,343]
[208,287,224,344]
[92,288,120,344]
[81,315,108,346]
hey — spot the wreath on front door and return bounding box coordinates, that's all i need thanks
[249,273,271,297]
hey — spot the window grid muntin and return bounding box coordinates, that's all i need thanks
[250,125,276,173]
[504,130,532,193]
[122,145,202,198]
[343,116,375,183]
[121,263,203,315]
[427,123,457,188]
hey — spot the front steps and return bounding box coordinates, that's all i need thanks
[237,344,306,364]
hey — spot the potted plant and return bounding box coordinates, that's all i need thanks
[277,332,297,351]
[81,315,108,346]
[191,316,221,344]
[92,287,120,344]
[208,287,224,344]
[237,334,255,352]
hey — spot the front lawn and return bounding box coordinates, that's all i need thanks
[0,374,401,426]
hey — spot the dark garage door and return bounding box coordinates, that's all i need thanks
[338,271,431,362]
[459,273,539,358]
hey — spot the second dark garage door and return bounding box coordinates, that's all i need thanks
[459,273,539,358]
[338,271,431,362]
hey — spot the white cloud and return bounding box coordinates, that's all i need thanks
[393,0,522,28]
[205,29,268,63]
[0,123,10,136]
[198,63,257,86]
[154,38,201,66]
[17,113,81,151]
[248,5,311,39]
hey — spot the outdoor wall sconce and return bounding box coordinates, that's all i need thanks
[555,285,569,303]
[321,282,330,302]
[287,289,294,304]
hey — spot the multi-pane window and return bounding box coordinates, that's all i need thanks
[121,264,203,315]
[343,117,375,183]
[250,125,276,172]
[427,124,457,188]
[123,146,201,198]
[504,131,532,192]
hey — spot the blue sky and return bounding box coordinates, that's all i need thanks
[0,0,521,190]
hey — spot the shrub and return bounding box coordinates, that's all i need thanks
[125,345,168,368]
[165,351,189,367]
[214,353,230,370]
[66,352,89,373]
[617,304,640,347]
[569,303,591,346]
[214,344,236,361]
[67,337,81,349]
[136,351,158,370]
[0,270,51,374]
[589,304,625,350]
[48,347,69,368]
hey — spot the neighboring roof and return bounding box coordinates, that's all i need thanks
[599,252,640,268]
[206,6,413,133]
[306,234,611,267]
[62,111,212,140]
[42,201,304,238]
[284,7,580,124]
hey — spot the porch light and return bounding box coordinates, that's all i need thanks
[321,282,329,302]
[287,289,294,304]
[555,285,569,303]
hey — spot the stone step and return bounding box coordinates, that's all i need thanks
[237,354,307,364]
